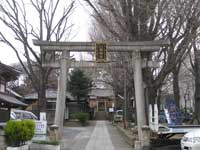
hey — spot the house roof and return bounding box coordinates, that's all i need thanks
[24,89,74,100]
[0,63,20,81]
[0,92,27,107]
[89,88,114,98]
[6,88,23,98]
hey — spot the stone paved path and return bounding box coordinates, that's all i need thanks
[85,121,114,150]
[61,121,133,150]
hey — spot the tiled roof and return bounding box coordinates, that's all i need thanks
[0,92,27,107]
[0,63,20,81]
[24,89,74,100]
[89,88,114,97]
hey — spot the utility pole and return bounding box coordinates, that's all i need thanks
[124,61,128,128]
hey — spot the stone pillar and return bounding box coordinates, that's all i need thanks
[54,51,69,138]
[133,51,147,148]
[49,125,59,141]
[142,126,151,149]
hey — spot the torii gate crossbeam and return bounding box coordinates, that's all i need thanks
[33,40,168,52]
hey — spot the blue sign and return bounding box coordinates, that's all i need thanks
[165,97,183,126]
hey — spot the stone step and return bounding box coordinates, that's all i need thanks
[95,111,107,120]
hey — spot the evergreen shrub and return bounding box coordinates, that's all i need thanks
[33,140,59,145]
[74,112,89,126]
[4,120,35,147]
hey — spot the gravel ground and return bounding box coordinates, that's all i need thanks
[61,121,96,150]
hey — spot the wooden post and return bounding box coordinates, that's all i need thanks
[124,63,128,128]
[104,101,107,112]
[96,101,99,112]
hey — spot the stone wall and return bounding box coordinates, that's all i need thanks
[115,124,136,147]
[29,143,60,150]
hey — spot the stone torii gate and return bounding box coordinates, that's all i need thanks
[33,40,169,148]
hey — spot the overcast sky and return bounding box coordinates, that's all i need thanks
[0,1,91,65]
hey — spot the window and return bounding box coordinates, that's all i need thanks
[23,113,33,119]
[47,102,56,110]
[14,112,21,119]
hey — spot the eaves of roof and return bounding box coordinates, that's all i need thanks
[0,92,27,107]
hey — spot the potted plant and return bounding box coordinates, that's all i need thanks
[4,120,35,150]
[29,140,60,150]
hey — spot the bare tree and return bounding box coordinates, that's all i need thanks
[189,37,200,121]
[84,0,200,108]
[0,0,74,112]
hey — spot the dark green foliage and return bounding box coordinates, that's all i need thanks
[74,112,89,126]
[67,69,92,100]
[33,140,59,145]
[4,120,35,147]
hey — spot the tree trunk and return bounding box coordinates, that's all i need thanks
[145,85,157,124]
[147,85,157,105]
[38,85,46,112]
[173,67,180,108]
[143,67,158,123]
[37,69,47,116]
[194,49,200,122]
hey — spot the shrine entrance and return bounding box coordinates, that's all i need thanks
[98,101,105,111]
[33,40,169,148]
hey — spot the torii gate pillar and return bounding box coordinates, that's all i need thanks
[133,51,147,148]
[54,51,69,138]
